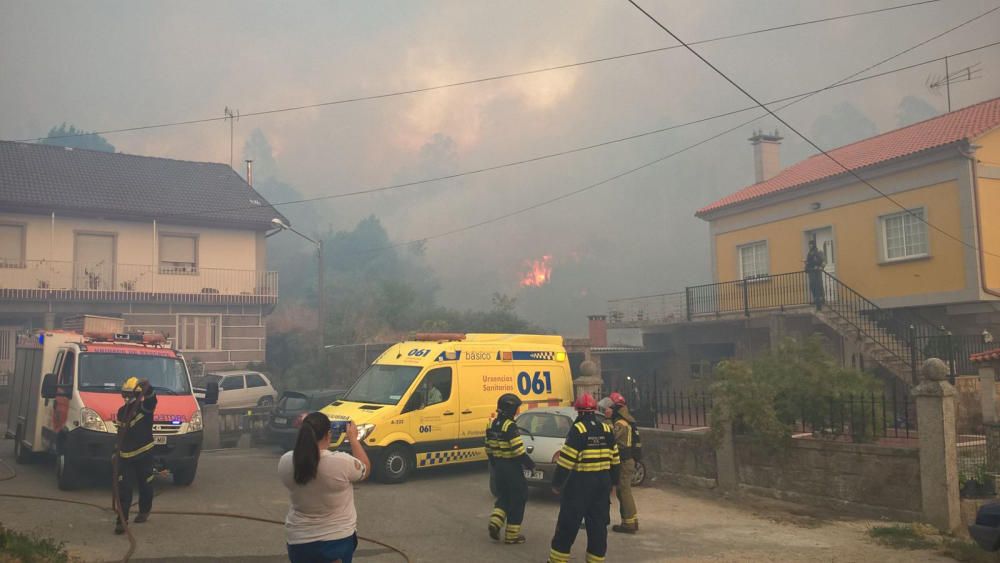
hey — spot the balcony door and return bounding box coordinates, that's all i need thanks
[805,227,836,303]
[74,233,116,290]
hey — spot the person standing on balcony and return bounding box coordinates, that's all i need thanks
[805,239,826,310]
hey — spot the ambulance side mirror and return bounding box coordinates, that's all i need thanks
[402,390,425,414]
[41,373,58,399]
[204,382,219,405]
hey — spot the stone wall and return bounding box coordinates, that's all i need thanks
[734,437,922,520]
[640,428,717,489]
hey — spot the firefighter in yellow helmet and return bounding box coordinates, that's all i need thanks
[113,377,157,534]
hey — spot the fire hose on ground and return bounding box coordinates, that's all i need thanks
[0,456,411,563]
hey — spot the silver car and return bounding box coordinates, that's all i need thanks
[489,407,646,494]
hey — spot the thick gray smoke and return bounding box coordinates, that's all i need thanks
[2,0,998,333]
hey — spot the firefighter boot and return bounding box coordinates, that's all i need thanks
[612,522,638,534]
[504,524,526,544]
[489,508,506,541]
[134,512,150,524]
[114,519,126,535]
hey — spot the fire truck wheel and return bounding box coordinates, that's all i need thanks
[172,463,198,486]
[14,425,33,464]
[56,448,80,491]
[376,443,413,484]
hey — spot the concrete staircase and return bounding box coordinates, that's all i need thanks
[813,307,915,385]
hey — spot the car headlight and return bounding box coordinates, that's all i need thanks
[188,410,203,432]
[356,423,375,442]
[81,408,108,432]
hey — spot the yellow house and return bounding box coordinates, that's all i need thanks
[697,96,1000,311]
[600,98,1000,401]
[0,141,285,374]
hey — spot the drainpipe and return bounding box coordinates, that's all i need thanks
[50,212,55,259]
[963,144,1000,298]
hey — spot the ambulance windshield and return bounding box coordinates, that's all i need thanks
[78,353,192,395]
[343,364,422,405]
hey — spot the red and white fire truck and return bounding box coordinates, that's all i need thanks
[5,319,216,490]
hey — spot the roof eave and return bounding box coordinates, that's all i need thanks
[0,203,284,231]
[695,140,968,222]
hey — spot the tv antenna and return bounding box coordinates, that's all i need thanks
[926,59,981,112]
[224,106,240,169]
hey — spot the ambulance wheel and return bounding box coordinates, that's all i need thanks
[377,444,413,484]
[56,448,80,491]
[173,463,198,486]
[14,425,34,464]
[632,460,646,487]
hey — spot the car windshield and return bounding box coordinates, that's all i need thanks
[78,353,191,395]
[278,394,309,412]
[516,412,574,438]
[343,364,422,405]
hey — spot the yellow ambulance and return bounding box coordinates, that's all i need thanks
[321,333,574,483]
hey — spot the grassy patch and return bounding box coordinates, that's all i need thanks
[0,524,69,563]
[868,524,937,550]
[941,537,1000,563]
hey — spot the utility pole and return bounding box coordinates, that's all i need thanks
[317,239,325,364]
[224,106,240,169]
[944,56,951,113]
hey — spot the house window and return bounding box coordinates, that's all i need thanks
[0,224,25,268]
[160,234,198,274]
[881,209,928,261]
[738,241,769,279]
[177,315,220,351]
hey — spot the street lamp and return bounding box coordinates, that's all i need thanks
[269,218,325,366]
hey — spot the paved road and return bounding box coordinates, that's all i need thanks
[0,441,949,562]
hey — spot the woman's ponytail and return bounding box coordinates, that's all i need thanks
[292,412,330,485]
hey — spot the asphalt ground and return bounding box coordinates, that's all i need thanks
[0,440,950,562]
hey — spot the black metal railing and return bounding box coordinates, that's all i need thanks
[655,390,713,431]
[785,390,918,442]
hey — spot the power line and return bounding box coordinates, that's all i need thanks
[625,0,1000,259]
[11,0,942,144]
[154,38,1000,222]
[334,4,1000,258]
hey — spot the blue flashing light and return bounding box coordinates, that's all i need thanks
[171,420,182,425]
[38,333,44,345]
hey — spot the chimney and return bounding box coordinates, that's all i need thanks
[588,315,608,348]
[749,129,782,183]
[245,159,254,188]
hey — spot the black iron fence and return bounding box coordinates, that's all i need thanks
[648,389,917,443]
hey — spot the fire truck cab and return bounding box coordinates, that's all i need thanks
[5,322,216,490]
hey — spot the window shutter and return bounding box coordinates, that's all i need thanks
[160,235,196,264]
[0,225,23,264]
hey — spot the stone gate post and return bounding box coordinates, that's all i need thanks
[914,358,961,533]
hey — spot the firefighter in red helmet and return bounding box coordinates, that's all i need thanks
[547,392,620,563]
[608,391,641,533]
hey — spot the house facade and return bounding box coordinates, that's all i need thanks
[600,97,1000,419]
[0,141,285,376]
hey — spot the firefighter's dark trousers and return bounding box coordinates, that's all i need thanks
[490,460,528,541]
[117,452,154,523]
[808,269,825,308]
[549,473,612,563]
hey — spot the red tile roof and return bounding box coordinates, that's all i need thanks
[970,348,1000,363]
[697,96,1000,217]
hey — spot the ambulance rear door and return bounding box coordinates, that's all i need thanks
[458,352,514,446]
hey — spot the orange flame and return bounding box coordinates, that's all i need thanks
[519,255,553,287]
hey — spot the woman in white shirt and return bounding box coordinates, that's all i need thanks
[278,412,370,563]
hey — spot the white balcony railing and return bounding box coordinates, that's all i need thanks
[0,260,278,305]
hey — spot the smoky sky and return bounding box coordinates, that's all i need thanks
[2,1,999,333]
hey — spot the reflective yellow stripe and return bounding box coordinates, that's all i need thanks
[561,444,579,458]
[602,422,612,433]
[501,419,513,432]
[120,441,154,459]
[549,548,571,563]
[129,412,144,427]
[586,552,605,563]
[146,474,155,483]
[574,422,586,433]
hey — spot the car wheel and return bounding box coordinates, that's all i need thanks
[631,460,646,487]
[14,425,33,465]
[172,462,198,486]
[377,443,413,484]
[258,396,274,407]
[56,447,80,491]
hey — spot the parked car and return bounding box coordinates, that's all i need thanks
[267,389,346,450]
[192,370,277,409]
[489,406,646,495]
